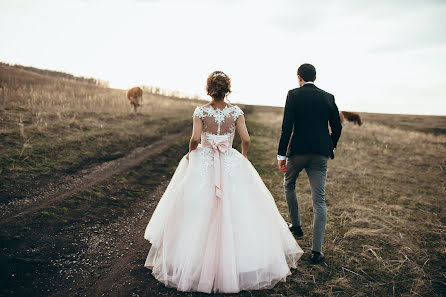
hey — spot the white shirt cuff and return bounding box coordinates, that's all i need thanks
[277,155,286,160]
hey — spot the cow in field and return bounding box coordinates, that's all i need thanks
[127,86,143,113]
[340,111,362,126]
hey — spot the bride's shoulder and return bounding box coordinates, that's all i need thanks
[193,105,206,118]
[230,104,244,119]
[231,104,243,112]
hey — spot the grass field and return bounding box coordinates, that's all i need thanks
[0,64,445,297]
[0,63,205,203]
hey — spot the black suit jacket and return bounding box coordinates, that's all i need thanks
[277,83,342,159]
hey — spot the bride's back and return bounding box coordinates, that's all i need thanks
[193,105,244,137]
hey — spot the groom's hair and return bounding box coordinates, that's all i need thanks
[297,64,316,82]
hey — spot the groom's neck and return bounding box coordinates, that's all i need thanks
[299,81,315,87]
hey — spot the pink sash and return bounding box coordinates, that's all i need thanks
[203,139,230,199]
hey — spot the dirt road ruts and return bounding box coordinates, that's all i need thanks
[0,129,190,224]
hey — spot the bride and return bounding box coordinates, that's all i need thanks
[143,71,303,293]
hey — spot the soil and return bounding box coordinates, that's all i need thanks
[1,128,229,297]
[0,129,189,223]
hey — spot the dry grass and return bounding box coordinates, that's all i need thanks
[1,63,445,296]
[245,106,446,296]
[0,63,202,132]
[0,63,205,203]
[359,112,446,135]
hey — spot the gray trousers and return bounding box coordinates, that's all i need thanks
[284,153,328,253]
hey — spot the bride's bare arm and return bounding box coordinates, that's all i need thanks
[236,115,251,157]
[187,116,203,159]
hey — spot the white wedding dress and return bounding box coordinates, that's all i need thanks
[144,105,303,293]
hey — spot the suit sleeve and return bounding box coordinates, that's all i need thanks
[277,92,294,156]
[328,95,342,149]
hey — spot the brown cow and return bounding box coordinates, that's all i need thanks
[340,111,362,126]
[127,86,143,113]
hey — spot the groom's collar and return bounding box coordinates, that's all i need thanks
[302,81,316,88]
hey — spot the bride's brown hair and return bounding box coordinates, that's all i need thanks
[206,71,231,101]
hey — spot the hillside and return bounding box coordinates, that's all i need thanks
[0,64,445,297]
[0,63,207,203]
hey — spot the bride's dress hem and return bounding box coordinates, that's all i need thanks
[143,235,303,294]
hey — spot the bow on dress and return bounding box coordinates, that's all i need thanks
[207,139,230,199]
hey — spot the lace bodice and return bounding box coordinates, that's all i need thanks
[193,105,244,145]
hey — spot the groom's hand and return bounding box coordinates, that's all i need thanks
[278,160,287,173]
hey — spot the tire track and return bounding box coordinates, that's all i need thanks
[0,129,190,224]
[47,181,173,297]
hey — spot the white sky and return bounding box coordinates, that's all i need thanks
[1,0,445,115]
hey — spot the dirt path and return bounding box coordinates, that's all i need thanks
[0,129,190,224]
[48,180,177,297]
[1,127,199,297]
[47,182,244,297]
[32,131,219,297]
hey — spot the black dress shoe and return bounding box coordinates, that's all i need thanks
[288,223,304,238]
[310,251,325,264]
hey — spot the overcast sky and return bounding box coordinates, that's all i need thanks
[1,0,445,115]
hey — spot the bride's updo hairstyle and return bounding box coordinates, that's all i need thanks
[206,71,231,101]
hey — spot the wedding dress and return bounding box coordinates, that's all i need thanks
[144,105,303,293]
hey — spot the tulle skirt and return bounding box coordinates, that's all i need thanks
[144,145,303,293]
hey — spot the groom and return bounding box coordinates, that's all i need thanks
[277,63,342,264]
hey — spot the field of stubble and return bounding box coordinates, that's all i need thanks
[247,108,446,296]
[0,63,445,296]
